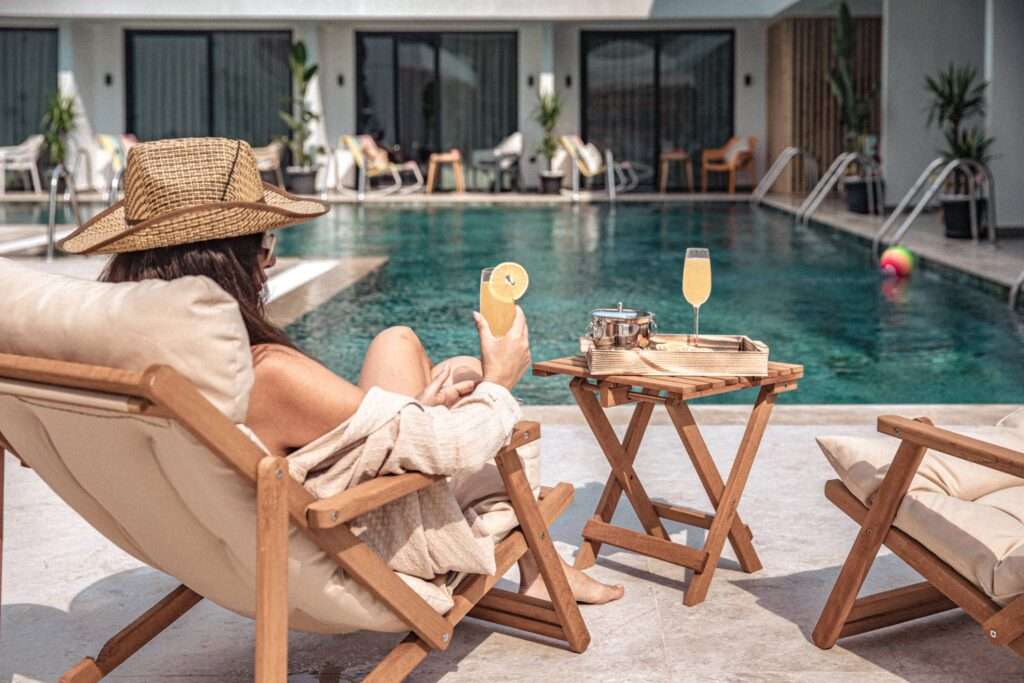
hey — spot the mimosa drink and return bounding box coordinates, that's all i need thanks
[682,256,712,306]
[683,248,711,343]
[480,262,529,337]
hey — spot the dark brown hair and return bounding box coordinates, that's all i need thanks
[100,232,295,348]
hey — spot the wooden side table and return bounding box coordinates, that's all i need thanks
[426,150,466,194]
[659,150,694,193]
[533,356,803,606]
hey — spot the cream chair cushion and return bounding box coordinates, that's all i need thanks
[0,258,251,422]
[817,415,1024,603]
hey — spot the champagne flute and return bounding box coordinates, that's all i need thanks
[682,248,711,345]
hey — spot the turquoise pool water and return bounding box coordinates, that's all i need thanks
[277,203,1024,405]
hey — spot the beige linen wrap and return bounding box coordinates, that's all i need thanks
[276,381,540,611]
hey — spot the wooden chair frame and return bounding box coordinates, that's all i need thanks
[701,136,757,194]
[0,352,589,682]
[813,415,1024,656]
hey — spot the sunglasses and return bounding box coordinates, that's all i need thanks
[260,231,277,263]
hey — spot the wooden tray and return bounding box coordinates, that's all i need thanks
[580,334,769,377]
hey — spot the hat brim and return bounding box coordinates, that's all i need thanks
[59,182,329,255]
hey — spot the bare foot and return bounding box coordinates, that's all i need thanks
[518,553,624,605]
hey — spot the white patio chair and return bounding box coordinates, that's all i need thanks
[0,134,45,195]
[471,132,523,192]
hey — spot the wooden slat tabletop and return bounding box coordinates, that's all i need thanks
[533,356,804,399]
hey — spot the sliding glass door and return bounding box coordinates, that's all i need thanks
[126,30,291,145]
[582,31,734,188]
[0,28,58,146]
[356,32,517,163]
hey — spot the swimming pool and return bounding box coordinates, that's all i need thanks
[276,202,1024,405]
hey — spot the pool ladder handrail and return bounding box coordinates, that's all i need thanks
[1011,270,1024,310]
[46,163,83,262]
[886,159,997,249]
[751,146,800,204]
[797,153,883,224]
[871,157,946,254]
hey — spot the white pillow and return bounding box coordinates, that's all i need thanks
[725,138,751,164]
[0,258,253,422]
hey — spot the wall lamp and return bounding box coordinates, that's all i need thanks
[104,72,113,86]
[527,74,535,87]
[565,74,572,88]
[337,74,345,87]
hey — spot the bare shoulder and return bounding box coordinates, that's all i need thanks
[248,343,365,453]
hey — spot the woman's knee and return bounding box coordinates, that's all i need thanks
[371,325,423,351]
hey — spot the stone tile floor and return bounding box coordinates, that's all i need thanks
[3,414,1021,682]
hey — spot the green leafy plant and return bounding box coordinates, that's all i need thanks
[279,41,321,169]
[533,92,562,173]
[827,1,872,155]
[924,63,994,193]
[41,92,77,167]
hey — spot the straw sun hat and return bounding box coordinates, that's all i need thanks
[59,137,328,254]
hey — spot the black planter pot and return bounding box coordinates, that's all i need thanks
[845,178,884,214]
[941,196,988,239]
[285,168,318,195]
[539,173,563,195]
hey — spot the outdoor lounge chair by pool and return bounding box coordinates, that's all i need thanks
[0,134,44,195]
[813,411,1024,658]
[252,141,286,189]
[471,132,523,192]
[341,134,424,197]
[0,258,589,682]
[558,135,648,199]
[701,136,757,193]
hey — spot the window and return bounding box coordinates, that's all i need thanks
[0,28,58,146]
[582,31,735,188]
[356,32,518,163]
[126,30,291,145]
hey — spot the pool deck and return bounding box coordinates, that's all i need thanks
[762,194,1024,297]
[5,406,1022,682]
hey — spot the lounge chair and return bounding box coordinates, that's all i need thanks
[558,135,648,199]
[341,135,424,197]
[253,141,286,189]
[0,134,44,195]
[813,410,1024,658]
[701,136,757,193]
[0,258,589,681]
[471,132,523,192]
[96,134,138,203]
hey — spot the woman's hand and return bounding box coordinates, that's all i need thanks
[474,306,531,390]
[415,364,477,408]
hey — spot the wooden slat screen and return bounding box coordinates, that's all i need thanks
[765,16,881,194]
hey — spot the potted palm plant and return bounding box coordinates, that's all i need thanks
[279,40,322,195]
[41,91,77,191]
[925,63,994,238]
[827,1,877,213]
[534,92,563,194]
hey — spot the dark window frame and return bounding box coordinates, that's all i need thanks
[580,29,736,178]
[125,28,293,142]
[355,30,519,157]
[0,27,59,146]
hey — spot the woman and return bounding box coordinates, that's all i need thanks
[60,137,622,605]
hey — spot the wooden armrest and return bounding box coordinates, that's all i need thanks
[500,421,541,454]
[702,149,726,162]
[878,415,1024,479]
[305,421,540,530]
[306,472,443,529]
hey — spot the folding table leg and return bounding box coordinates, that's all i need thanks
[573,398,655,569]
[681,387,777,606]
[666,401,763,574]
[570,381,668,569]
